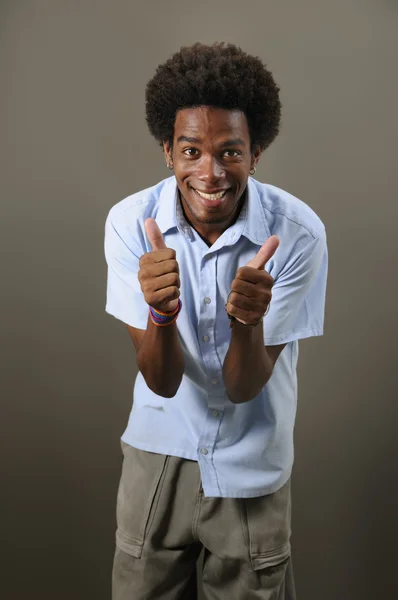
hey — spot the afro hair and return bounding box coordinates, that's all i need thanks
[145,42,282,151]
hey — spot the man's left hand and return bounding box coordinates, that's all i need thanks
[226,236,280,326]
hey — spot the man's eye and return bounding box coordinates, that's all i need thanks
[223,150,240,158]
[183,148,198,156]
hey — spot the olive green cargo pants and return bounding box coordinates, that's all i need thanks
[112,442,296,600]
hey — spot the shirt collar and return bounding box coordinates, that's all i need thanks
[155,176,194,240]
[240,177,271,245]
[155,176,270,245]
[219,177,271,248]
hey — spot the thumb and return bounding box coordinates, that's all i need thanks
[145,218,167,251]
[246,235,280,270]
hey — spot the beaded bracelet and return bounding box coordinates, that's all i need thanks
[149,299,182,327]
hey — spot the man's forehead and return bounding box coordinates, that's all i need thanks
[174,107,250,140]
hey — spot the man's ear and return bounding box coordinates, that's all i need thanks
[251,145,263,170]
[163,141,173,164]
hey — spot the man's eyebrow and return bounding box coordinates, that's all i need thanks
[176,136,246,147]
[176,136,201,144]
[220,138,246,148]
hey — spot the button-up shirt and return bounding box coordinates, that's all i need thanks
[105,176,328,498]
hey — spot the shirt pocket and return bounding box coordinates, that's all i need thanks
[240,479,292,571]
[115,441,169,558]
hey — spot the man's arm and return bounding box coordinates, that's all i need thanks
[222,235,282,404]
[128,218,184,398]
[222,321,285,404]
[127,319,184,398]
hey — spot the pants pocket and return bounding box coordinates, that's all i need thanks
[240,479,292,572]
[115,441,169,558]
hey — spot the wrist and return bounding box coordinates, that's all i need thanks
[149,298,182,326]
[227,314,264,328]
[229,319,264,344]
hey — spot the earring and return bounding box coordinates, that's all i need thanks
[249,166,256,175]
[167,162,174,170]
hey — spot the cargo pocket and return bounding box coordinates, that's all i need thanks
[115,441,169,558]
[240,479,292,572]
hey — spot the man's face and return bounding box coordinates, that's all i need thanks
[164,107,261,242]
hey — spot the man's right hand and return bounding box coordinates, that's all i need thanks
[138,218,180,313]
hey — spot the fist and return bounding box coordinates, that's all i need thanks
[138,218,180,312]
[226,236,280,326]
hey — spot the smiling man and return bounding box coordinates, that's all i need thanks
[105,42,328,600]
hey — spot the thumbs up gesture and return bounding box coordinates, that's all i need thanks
[138,218,180,312]
[226,236,280,326]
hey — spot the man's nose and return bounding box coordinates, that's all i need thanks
[197,156,225,182]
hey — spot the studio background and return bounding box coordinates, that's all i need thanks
[1,1,397,599]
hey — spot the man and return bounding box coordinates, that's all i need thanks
[105,42,328,600]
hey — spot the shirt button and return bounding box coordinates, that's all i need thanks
[200,448,208,455]
[211,378,218,385]
[211,409,219,418]
[204,297,211,304]
[202,335,210,342]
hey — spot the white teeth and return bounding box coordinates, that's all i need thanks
[194,189,226,201]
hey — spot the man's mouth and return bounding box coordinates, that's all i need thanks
[192,188,229,201]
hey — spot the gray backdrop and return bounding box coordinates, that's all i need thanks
[1,1,397,599]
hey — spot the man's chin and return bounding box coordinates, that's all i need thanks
[194,215,229,225]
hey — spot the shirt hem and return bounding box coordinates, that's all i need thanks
[205,468,292,498]
[120,435,199,462]
[105,306,147,330]
[263,327,323,345]
[120,435,292,499]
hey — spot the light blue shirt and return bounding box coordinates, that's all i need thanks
[105,176,328,498]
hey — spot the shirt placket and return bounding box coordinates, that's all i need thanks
[196,251,225,494]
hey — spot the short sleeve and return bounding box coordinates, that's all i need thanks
[263,230,328,345]
[104,215,149,329]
